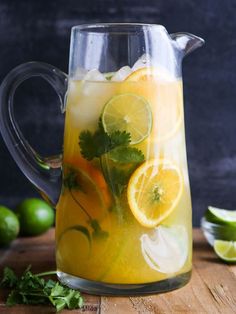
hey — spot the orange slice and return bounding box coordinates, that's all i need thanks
[64,157,111,215]
[125,66,173,82]
[124,67,183,143]
[127,159,183,228]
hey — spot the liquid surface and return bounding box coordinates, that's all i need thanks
[56,73,192,284]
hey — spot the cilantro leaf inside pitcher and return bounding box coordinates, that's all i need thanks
[79,119,145,197]
[63,166,109,239]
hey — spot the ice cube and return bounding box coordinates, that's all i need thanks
[140,225,188,273]
[83,69,106,82]
[73,67,88,80]
[132,54,152,71]
[111,66,132,81]
[73,68,107,81]
[68,79,116,130]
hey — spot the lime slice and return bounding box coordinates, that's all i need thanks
[201,217,236,246]
[205,206,236,225]
[56,227,91,275]
[102,93,152,144]
[140,225,188,273]
[214,240,236,262]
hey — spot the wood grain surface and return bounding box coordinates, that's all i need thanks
[1,229,236,314]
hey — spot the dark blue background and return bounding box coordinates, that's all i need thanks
[0,0,235,226]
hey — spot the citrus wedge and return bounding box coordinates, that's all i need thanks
[205,206,236,226]
[214,240,236,263]
[102,93,152,144]
[127,159,183,228]
[56,227,91,275]
[124,67,183,143]
[125,66,173,82]
[64,158,111,219]
[66,157,111,206]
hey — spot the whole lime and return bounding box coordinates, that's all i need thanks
[0,206,20,246]
[16,198,54,236]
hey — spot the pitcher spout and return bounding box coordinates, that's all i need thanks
[171,32,205,56]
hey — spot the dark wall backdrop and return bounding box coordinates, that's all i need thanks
[0,0,235,226]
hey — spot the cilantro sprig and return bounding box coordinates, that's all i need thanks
[103,166,137,197]
[62,119,145,238]
[63,167,108,239]
[108,146,144,164]
[79,120,145,196]
[0,266,83,312]
[79,124,131,160]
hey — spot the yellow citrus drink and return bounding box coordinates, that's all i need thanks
[56,67,192,284]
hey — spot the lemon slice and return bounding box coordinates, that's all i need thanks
[127,159,183,228]
[140,225,188,273]
[102,93,152,145]
[214,240,236,263]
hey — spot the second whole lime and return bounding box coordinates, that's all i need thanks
[0,206,20,246]
[16,198,54,236]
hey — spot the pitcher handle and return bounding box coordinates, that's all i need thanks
[0,62,68,205]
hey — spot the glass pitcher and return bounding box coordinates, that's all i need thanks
[0,24,204,295]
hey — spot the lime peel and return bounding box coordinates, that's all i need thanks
[16,198,54,236]
[0,206,20,246]
[205,206,236,225]
[214,240,236,262]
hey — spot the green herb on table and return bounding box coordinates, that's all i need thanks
[0,266,83,312]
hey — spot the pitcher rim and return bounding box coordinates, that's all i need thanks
[71,23,166,33]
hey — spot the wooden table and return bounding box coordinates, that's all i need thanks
[1,229,236,314]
